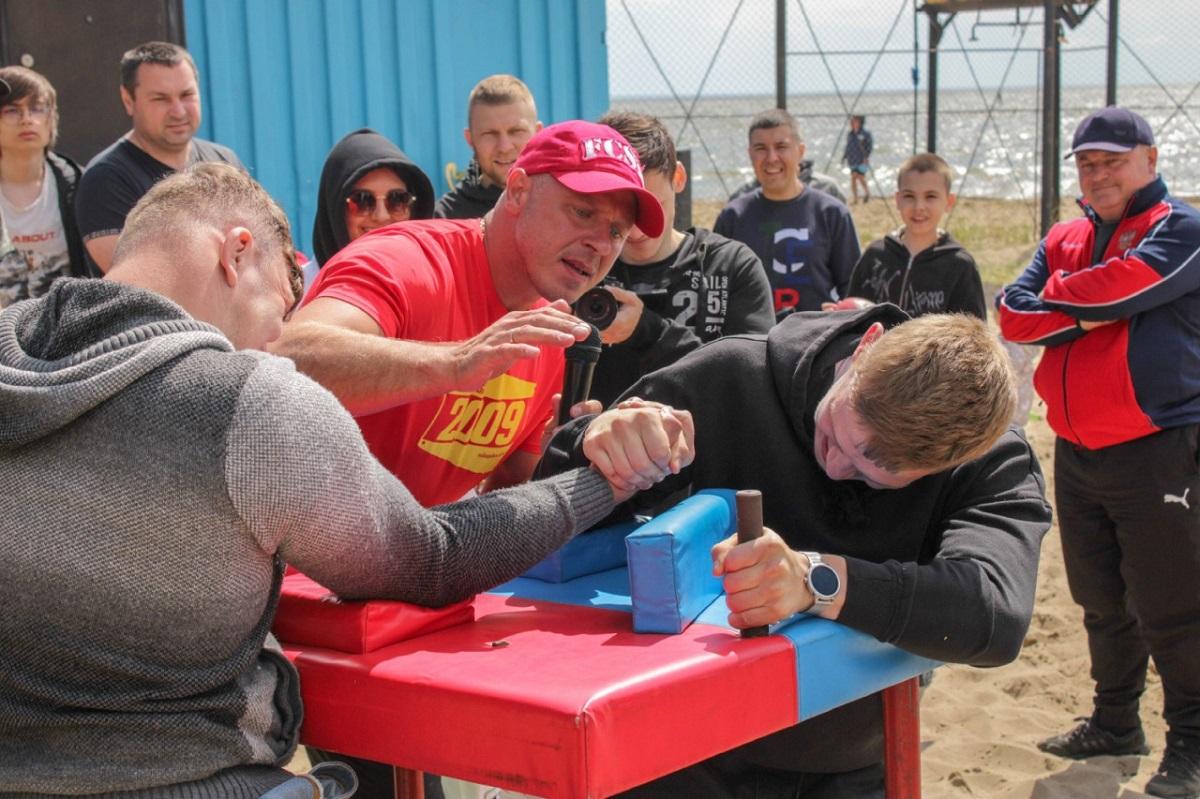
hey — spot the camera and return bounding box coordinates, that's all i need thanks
[574,287,620,331]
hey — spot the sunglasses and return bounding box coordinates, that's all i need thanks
[346,188,416,218]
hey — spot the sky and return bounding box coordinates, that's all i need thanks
[607,0,1197,99]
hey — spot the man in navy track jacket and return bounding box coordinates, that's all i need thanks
[999,106,1200,799]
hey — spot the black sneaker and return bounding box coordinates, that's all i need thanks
[1037,717,1149,759]
[1145,744,1200,798]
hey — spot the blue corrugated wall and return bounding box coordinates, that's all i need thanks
[184,0,610,256]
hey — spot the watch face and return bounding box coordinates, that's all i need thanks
[810,563,840,597]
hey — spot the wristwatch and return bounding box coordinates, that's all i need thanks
[801,552,841,610]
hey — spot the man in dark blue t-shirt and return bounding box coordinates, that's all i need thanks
[75,41,243,273]
[715,109,860,316]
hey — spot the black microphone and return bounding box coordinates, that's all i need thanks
[558,325,602,425]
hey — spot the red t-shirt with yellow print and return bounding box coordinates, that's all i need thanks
[304,219,563,505]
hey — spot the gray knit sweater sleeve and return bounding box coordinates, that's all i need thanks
[225,355,615,605]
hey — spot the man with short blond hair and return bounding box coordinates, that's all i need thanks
[75,41,244,273]
[1000,106,1200,798]
[851,314,1015,471]
[435,74,542,219]
[543,308,1050,798]
[114,162,293,283]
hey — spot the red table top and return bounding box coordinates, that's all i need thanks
[284,591,798,798]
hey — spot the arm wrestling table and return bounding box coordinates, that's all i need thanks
[277,498,937,799]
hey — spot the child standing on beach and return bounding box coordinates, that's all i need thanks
[829,152,986,319]
[843,114,873,203]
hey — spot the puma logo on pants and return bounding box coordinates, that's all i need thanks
[1164,487,1191,509]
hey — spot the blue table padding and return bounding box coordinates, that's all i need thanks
[522,521,641,583]
[491,567,632,612]
[695,600,941,720]
[626,490,736,634]
[496,501,941,723]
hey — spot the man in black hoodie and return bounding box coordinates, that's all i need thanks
[542,309,1051,798]
[434,74,541,220]
[589,111,775,407]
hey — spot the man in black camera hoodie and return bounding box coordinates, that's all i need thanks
[591,227,774,407]
[542,305,1051,797]
[590,112,775,408]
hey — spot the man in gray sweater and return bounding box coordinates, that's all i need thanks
[0,163,693,798]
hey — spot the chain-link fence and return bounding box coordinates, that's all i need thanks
[607,1,1200,225]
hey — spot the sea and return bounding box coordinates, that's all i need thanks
[610,83,1200,202]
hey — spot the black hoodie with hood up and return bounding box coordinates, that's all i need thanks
[311,129,435,267]
[848,230,986,319]
[542,306,1050,776]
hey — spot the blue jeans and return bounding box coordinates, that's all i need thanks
[260,762,359,799]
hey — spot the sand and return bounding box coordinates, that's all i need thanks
[920,410,1168,799]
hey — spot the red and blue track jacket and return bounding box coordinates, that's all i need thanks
[998,176,1200,449]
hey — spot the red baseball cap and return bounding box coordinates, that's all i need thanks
[514,120,666,238]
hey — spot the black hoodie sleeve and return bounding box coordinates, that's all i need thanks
[616,308,703,379]
[944,251,988,320]
[836,428,1051,666]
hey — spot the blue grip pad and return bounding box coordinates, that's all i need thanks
[523,521,640,583]
[627,490,736,634]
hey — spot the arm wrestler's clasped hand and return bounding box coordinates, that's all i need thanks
[582,397,695,501]
[451,300,591,390]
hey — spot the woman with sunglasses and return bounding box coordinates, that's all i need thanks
[311,128,435,277]
[0,67,88,308]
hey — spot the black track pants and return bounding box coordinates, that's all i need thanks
[1055,426,1200,741]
